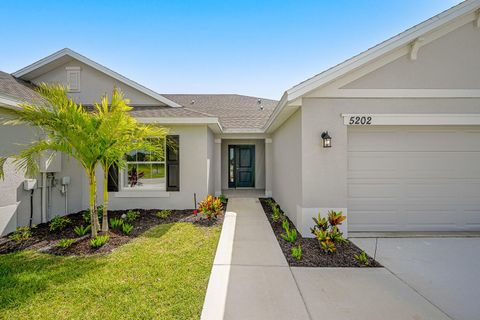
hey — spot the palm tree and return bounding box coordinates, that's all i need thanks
[93,89,168,232]
[0,84,169,236]
[0,85,104,236]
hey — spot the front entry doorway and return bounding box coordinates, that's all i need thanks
[228,145,255,188]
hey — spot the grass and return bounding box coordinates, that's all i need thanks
[0,223,220,320]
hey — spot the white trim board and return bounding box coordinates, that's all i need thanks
[342,113,480,126]
[13,48,182,108]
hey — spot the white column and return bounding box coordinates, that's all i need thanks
[214,138,222,196]
[265,138,273,197]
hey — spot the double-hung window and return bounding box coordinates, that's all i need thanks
[124,138,166,190]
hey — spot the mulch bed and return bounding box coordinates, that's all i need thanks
[259,198,381,267]
[0,208,224,256]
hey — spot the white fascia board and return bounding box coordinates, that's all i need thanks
[286,0,480,101]
[13,48,183,108]
[263,91,289,132]
[342,113,480,126]
[221,128,265,134]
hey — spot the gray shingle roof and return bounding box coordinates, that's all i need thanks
[0,71,41,103]
[0,71,279,131]
[163,94,278,130]
[129,106,214,118]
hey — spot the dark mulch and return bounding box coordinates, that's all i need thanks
[259,198,381,267]
[0,208,223,256]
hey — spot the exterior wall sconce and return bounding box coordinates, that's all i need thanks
[321,131,332,148]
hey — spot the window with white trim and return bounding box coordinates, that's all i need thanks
[123,138,166,190]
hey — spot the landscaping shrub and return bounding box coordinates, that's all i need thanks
[281,219,297,243]
[218,194,228,206]
[121,223,134,235]
[49,216,72,232]
[271,205,283,222]
[90,235,109,248]
[354,250,369,266]
[57,239,75,248]
[82,207,103,223]
[156,209,172,219]
[198,195,223,220]
[125,210,140,222]
[291,245,302,261]
[109,218,123,229]
[311,210,346,253]
[9,226,35,241]
[73,225,91,236]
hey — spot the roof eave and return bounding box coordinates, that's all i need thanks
[286,0,480,101]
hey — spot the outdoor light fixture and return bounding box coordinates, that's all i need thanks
[321,131,332,148]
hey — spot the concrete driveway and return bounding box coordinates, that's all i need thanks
[352,237,480,320]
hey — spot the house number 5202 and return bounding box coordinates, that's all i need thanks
[349,116,372,125]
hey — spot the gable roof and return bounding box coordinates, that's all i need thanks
[264,0,480,132]
[0,71,42,106]
[13,48,182,108]
[164,94,277,131]
[286,0,480,101]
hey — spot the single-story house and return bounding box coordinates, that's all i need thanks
[1,0,480,237]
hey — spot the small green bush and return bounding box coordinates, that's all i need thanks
[9,226,36,241]
[292,245,302,261]
[57,238,75,248]
[156,209,172,219]
[271,205,283,222]
[90,235,109,248]
[82,207,103,223]
[49,216,71,232]
[125,210,140,222]
[281,219,297,243]
[218,194,228,205]
[121,223,134,235]
[354,250,370,266]
[73,225,91,236]
[109,218,123,229]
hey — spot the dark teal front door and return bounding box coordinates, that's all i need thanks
[228,145,255,188]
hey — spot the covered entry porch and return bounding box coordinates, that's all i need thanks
[213,136,272,198]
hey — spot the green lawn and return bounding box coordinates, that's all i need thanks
[0,223,220,320]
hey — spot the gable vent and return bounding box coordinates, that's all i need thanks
[66,66,81,92]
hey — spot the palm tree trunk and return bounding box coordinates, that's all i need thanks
[101,168,109,232]
[89,170,100,237]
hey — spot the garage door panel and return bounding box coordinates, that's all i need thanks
[405,210,456,227]
[349,183,400,199]
[348,210,398,230]
[348,126,480,232]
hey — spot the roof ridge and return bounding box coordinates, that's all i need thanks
[163,93,278,101]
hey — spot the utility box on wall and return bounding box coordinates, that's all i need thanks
[39,151,62,173]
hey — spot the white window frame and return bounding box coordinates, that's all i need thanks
[120,138,167,191]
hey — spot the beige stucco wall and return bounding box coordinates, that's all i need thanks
[298,98,480,236]
[343,22,480,89]
[221,139,265,190]
[104,125,211,210]
[32,60,163,105]
[271,109,302,227]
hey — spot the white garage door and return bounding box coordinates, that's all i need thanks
[348,126,480,232]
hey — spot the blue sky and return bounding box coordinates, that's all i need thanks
[0,0,461,99]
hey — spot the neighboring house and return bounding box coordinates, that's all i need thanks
[1,0,480,236]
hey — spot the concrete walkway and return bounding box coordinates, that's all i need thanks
[201,198,450,320]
